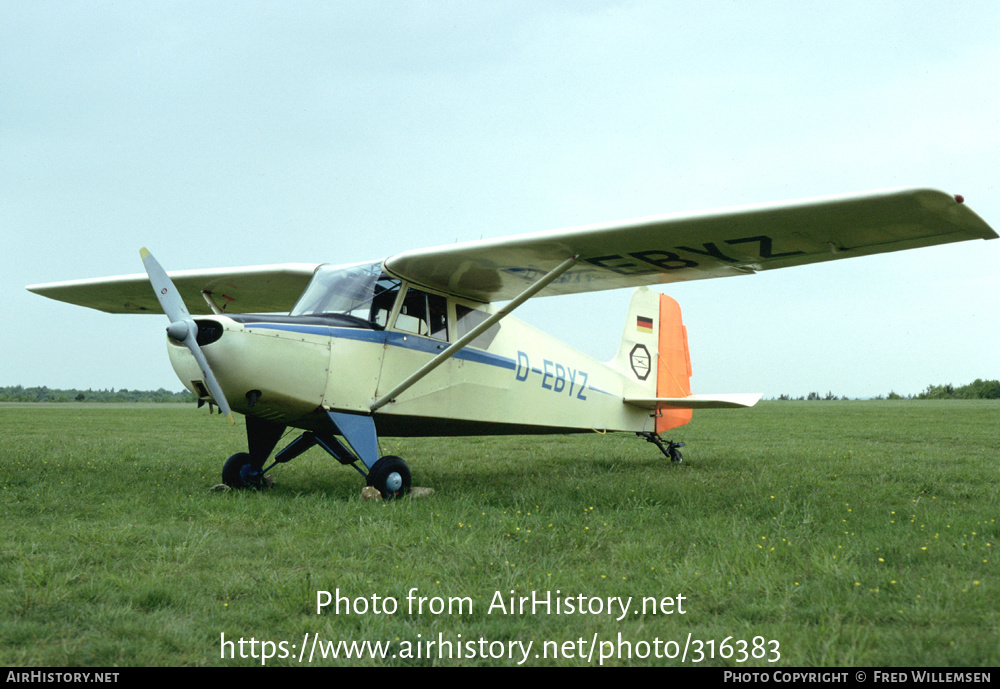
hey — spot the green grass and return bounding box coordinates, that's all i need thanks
[1,401,997,666]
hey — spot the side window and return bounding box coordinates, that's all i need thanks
[369,274,401,328]
[456,304,500,349]
[395,287,449,341]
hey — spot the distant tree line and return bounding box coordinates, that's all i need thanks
[910,379,1000,400]
[0,385,195,403]
[774,391,846,401]
[772,379,1000,401]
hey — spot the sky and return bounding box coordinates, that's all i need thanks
[4,1,999,399]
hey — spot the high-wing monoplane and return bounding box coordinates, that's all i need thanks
[28,188,997,497]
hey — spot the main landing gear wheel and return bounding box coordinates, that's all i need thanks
[367,455,411,499]
[222,452,266,489]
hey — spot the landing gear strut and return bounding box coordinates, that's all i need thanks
[220,411,411,498]
[638,432,685,463]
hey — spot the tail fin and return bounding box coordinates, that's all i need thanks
[609,287,662,394]
[611,288,693,433]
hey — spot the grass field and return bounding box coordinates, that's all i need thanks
[1,401,997,666]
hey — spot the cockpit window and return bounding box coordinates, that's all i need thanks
[291,262,401,328]
[394,287,448,341]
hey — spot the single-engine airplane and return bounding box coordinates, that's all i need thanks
[27,188,997,497]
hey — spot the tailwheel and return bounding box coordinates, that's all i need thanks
[638,432,685,463]
[366,455,411,499]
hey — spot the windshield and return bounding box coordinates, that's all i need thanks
[290,262,401,328]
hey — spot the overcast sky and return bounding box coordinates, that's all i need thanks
[4,1,999,399]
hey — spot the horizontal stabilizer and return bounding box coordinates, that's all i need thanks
[625,393,763,409]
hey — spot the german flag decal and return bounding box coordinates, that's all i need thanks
[636,316,654,334]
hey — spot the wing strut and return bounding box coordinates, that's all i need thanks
[370,255,579,412]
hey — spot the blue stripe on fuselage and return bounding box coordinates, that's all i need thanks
[244,322,612,396]
[245,322,517,371]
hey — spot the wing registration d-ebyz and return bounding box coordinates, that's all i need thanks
[384,187,997,303]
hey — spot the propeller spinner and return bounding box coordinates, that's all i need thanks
[140,248,235,425]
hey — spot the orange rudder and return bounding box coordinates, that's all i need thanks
[655,294,693,433]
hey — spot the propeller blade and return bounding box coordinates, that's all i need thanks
[140,247,190,323]
[140,248,235,425]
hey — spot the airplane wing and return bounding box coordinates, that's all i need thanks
[384,188,997,302]
[27,264,320,314]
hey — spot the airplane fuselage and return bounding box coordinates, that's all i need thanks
[167,304,658,438]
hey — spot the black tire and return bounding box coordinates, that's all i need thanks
[366,455,411,499]
[222,452,251,488]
